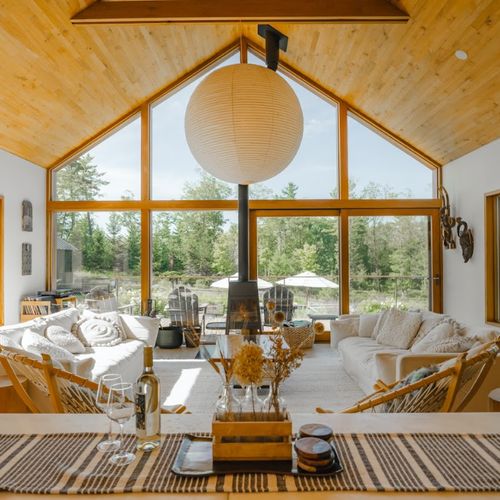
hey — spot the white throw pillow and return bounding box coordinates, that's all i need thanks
[20,330,94,378]
[0,344,65,370]
[119,314,160,346]
[22,329,76,362]
[410,321,474,353]
[376,309,422,349]
[330,317,359,349]
[0,333,21,349]
[38,308,80,332]
[45,325,86,354]
[359,314,380,338]
[371,311,389,339]
[73,317,124,347]
[410,312,447,347]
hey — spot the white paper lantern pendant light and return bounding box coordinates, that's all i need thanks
[185,25,303,185]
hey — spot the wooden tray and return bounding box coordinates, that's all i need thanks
[172,434,343,477]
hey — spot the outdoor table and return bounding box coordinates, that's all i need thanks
[0,413,498,499]
[307,313,338,326]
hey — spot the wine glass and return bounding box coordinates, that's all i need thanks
[107,383,136,466]
[96,374,122,452]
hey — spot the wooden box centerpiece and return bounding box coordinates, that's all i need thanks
[212,412,292,461]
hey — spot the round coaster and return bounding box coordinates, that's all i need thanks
[294,437,332,460]
[297,460,335,474]
[298,452,334,468]
[299,423,333,441]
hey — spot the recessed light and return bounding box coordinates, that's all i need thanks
[455,50,468,61]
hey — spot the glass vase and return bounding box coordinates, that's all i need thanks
[215,383,241,422]
[263,385,287,421]
[239,384,263,421]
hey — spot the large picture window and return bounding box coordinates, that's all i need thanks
[49,41,441,322]
[55,211,141,313]
[54,117,141,201]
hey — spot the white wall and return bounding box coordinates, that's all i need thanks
[0,149,46,324]
[443,138,500,327]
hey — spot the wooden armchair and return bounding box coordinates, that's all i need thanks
[0,346,187,414]
[262,285,295,325]
[317,339,500,414]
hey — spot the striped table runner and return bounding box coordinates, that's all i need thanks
[0,432,498,494]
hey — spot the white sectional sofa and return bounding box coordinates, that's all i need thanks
[331,309,499,411]
[0,308,160,383]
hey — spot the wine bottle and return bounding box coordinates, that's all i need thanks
[135,346,161,451]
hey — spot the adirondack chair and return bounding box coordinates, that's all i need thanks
[262,285,295,325]
[167,286,204,334]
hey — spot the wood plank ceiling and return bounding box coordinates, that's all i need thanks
[0,0,499,168]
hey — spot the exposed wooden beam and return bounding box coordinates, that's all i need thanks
[71,0,410,25]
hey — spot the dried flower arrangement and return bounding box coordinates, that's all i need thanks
[233,341,265,419]
[264,334,304,418]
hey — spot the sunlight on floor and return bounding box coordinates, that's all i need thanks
[162,367,202,406]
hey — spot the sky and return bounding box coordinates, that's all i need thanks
[55,52,433,202]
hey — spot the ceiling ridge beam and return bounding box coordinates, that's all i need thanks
[71,0,409,25]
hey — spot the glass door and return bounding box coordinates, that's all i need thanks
[251,210,340,326]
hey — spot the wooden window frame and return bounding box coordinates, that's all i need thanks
[485,189,500,326]
[46,37,443,315]
[0,196,3,325]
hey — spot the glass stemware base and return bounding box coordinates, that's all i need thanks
[97,438,121,453]
[110,451,136,466]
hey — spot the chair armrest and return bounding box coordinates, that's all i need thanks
[396,353,457,379]
[330,318,359,349]
[374,351,402,384]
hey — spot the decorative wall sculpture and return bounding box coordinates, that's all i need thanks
[22,243,32,275]
[22,200,33,232]
[438,186,474,263]
[456,218,474,263]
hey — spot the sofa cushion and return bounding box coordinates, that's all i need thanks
[38,308,80,333]
[0,333,21,349]
[410,321,475,353]
[76,340,144,382]
[0,319,41,344]
[338,336,405,394]
[410,311,447,347]
[73,316,124,347]
[119,315,160,347]
[330,317,359,349]
[46,325,86,354]
[375,309,422,349]
[359,313,380,338]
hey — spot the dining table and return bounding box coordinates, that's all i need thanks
[0,412,498,500]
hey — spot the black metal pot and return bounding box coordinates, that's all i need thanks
[156,326,183,349]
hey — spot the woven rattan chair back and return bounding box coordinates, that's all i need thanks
[0,346,101,413]
[263,285,295,325]
[317,339,500,414]
[168,286,200,329]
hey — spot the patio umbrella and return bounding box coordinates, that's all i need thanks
[276,271,339,289]
[276,271,339,309]
[210,273,273,290]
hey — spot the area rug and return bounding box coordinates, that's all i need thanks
[154,345,364,413]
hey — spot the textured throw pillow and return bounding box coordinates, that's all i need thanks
[376,309,423,349]
[119,314,160,346]
[330,317,360,349]
[0,333,21,349]
[21,329,76,362]
[410,320,474,353]
[45,325,86,354]
[410,312,447,347]
[72,317,124,347]
[371,311,389,339]
[37,308,80,333]
[0,344,65,370]
[20,330,95,378]
[359,314,381,338]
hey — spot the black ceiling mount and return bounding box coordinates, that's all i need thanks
[257,24,288,72]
